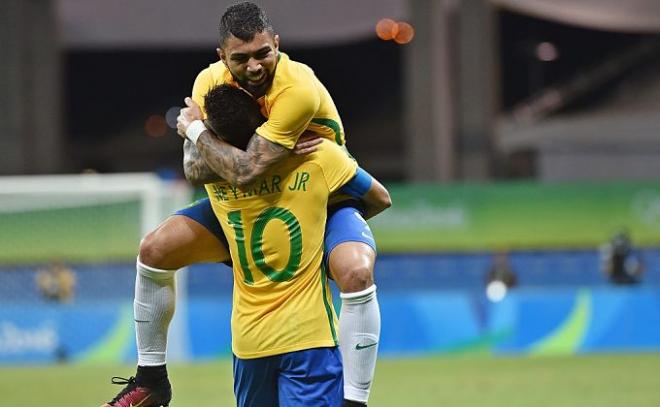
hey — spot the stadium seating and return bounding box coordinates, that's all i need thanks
[3,249,659,303]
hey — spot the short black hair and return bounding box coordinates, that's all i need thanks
[219,2,274,46]
[204,84,266,150]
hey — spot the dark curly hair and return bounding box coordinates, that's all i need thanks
[219,2,274,46]
[204,84,266,150]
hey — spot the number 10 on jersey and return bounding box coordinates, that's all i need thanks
[227,207,303,284]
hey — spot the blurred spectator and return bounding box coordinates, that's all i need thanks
[36,262,76,303]
[486,251,518,288]
[485,251,517,302]
[600,230,644,285]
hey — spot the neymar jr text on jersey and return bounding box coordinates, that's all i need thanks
[209,171,311,202]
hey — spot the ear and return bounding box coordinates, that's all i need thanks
[203,119,218,136]
[217,47,226,64]
[272,34,280,51]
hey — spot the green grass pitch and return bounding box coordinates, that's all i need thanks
[2,354,660,406]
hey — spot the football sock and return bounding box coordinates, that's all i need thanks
[134,259,176,367]
[136,364,170,388]
[339,284,380,404]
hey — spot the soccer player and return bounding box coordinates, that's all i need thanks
[102,3,386,407]
[207,84,389,406]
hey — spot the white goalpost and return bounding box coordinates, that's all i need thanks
[0,172,195,362]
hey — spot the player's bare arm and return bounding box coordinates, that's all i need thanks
[196,131,288,187]
[182,139,223,186]
[361,177,392,219]
[178,101,319,185]
[340,168,392,220]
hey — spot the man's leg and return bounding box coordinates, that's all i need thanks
[136,197,231,364]
[135,212,230,362]
[102,200,230,406]
[100,257,176,407]
[139,215,230,271]
[325,206,380,407]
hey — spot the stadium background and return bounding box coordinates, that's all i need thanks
[3,0,660,405]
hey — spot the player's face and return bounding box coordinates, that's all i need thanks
[219,31,280,98]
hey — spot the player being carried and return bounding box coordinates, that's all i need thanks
[101,3,390,407]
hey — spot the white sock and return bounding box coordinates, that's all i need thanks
[134,259,176,366]
[339,284,380,404]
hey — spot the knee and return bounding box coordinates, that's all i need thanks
[138,230,166,268]
[334,262,374,293]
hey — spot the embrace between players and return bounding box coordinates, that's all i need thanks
[101,3,391,407]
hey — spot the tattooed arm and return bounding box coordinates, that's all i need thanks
[182,139,223,186]
[195,131,289,188]
[177,96,290,187]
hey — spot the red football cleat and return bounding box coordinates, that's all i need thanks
[101,376,171,407]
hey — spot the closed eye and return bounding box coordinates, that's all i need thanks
[231,55,248,63]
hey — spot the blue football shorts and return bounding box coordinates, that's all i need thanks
[174,198,228,249]
[324,200,377,262]
[233,347,343,407]
[174,198,376,262]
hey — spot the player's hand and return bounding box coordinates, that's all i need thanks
[293,132,323,155]
[177,97,204,138]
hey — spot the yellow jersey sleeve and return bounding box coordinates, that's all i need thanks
[255,85,321,150]
[314,141,358,193]
[191,67,215,118]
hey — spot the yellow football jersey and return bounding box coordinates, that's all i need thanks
[205,140,358,359]
[192,52,345,148]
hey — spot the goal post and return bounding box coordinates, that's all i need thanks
[0,173,195,363]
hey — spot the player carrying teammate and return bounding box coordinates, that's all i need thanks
[205,84,389,406]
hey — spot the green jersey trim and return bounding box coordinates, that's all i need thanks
[320,263,338,345]
[311,118,343,146]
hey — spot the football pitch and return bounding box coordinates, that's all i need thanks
[2,354,659,406]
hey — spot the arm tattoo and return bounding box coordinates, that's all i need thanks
[196,131,289,187]
[182,139,223,186]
